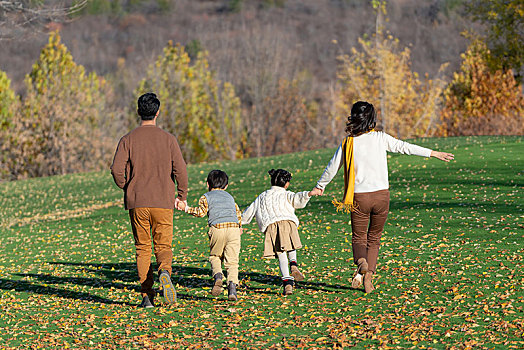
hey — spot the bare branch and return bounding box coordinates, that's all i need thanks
[0,0,87,40]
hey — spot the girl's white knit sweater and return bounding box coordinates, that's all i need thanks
[242,186,311,233]
[316,131,432,193]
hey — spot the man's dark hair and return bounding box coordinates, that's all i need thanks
[137,92,160,120]
[345,101,377,136]
[268,169,292,187]
[207,170,229,190]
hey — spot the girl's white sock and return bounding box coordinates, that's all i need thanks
[277,252,292,280]
[288,250,297,264]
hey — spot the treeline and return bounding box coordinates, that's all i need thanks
[0,0,522,181]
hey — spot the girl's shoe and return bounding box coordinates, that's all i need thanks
[364,271,375,293]
[290,265,305,281]
[211,272,223,296]
[283,279,294,295]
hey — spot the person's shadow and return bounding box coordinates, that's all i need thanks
[1,260,356,306]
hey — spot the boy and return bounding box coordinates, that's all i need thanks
[179,170,242,301]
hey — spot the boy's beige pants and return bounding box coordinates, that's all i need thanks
[208,226,241,284]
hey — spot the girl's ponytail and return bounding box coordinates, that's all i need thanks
[269,169,292,187]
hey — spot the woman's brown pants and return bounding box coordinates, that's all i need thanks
[350,189,390,273]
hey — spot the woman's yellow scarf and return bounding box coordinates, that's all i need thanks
[332,129,374,213]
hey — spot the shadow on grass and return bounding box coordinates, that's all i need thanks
[0,278,130,305]
[1,261,355,304]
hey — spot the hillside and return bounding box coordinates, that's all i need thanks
[0,135,522,348]
[2,0,472,95]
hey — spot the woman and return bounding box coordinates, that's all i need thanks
[310,101,454,293]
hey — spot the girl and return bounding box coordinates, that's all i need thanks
[311,101,454,293]
[242,169,315,295]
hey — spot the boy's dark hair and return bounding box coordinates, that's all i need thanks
[268,169,292,187]
[207,169,229,190]
[137,92,160,120]
[345,101,377,136]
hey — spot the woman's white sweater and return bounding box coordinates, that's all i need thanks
[242,186,311,233]
[316,131,432,193]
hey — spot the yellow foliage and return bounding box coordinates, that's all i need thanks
[440,40,524,136]
[0,71,20,179]
[135,42,244,163]
[3,31,114,180]
[0,71,17,131]
[336,36,448,139]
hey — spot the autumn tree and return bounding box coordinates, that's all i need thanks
[335,1,449,139]
[0,71,16,131]
[336,35,448,139]
[440,39,524,136]
[0,70,19,179]
[4,31,114,179]
[464,0,524,76]
[134,42,244,163]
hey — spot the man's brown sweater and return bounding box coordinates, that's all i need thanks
[111,125,188,210]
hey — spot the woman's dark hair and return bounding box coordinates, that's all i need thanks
[207,169,229,189]
[345,101,377,136]
[137,92,160,120]
[268,169,292,187]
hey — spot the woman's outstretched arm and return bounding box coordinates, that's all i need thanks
[430,151,455,162]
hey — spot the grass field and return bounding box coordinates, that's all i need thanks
[0,135,522,349]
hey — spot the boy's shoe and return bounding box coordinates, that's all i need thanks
[211,272,223,296]
[283,279,294,296]
[290,265,305,281]
[139,295,154,308]
[351,271,363,288]
[159,270,176,304]
[227,281,238,302]
[364,271,375,293]
[357,258,369,275]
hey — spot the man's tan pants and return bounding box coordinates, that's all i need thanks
[208,226,241,284]
[129,208,173,295]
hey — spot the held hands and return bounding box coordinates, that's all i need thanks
[309,187,324,197]
[431,151,455,162]
[175,198,187,211]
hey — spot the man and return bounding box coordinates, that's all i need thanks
[111,92,188,307]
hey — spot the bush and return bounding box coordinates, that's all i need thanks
[134,42,245,163]
[4,31,115,179]
[440,39,524,136]
[252,76,320,156]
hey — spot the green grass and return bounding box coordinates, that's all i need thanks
[0,136,522,349]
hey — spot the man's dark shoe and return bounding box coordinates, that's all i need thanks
[159,270,176,304]
[227,281,238,302]
[140,295,154,308]
[211,272,223,296]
